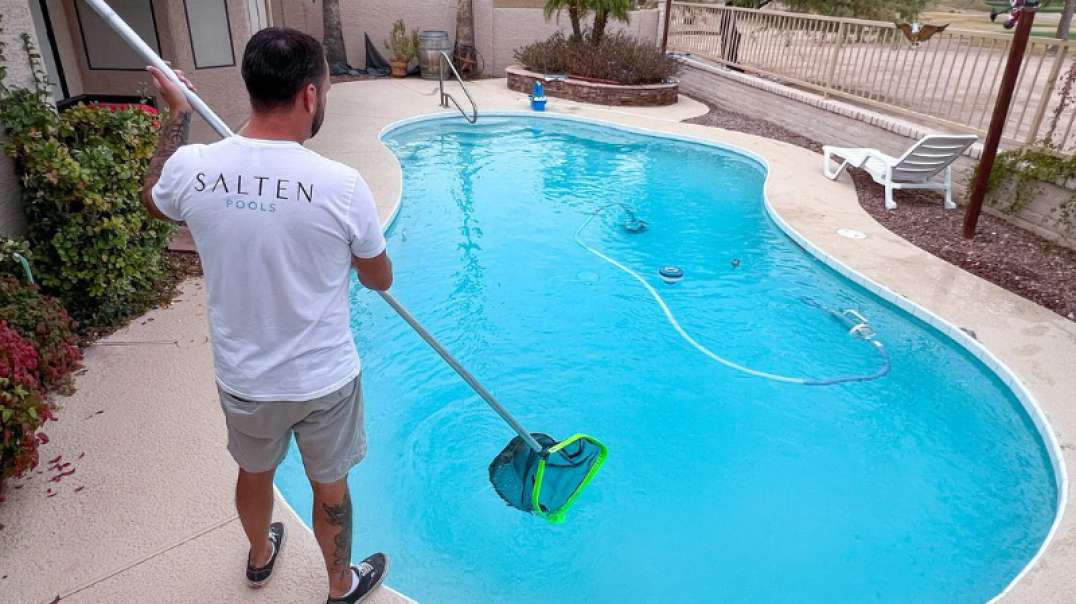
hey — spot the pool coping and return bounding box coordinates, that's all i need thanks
[372,110,1070,602]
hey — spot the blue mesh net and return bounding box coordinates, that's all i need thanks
[488,432,605,519]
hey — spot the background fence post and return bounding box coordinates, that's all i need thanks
[823,20,847,97]
[1027,43,1067,144]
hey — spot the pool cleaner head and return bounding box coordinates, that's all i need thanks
[659,266,684,284]
[622,218,648,234]
[489,433,608,524]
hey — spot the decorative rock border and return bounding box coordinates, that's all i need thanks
[506,66,679,107]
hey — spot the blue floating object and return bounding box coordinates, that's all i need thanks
[530,81,547,111]
[659,266,684,284]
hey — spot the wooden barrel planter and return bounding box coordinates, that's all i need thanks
[506,66,679,107]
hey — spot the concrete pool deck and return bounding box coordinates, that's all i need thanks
[1,77,1073,602]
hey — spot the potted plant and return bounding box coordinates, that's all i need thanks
[385,19,419,78]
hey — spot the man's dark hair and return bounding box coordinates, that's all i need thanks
[242,27,327,112]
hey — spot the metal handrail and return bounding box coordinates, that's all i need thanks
[438,51,478,124]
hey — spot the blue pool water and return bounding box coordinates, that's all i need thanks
[277,115,1058,603]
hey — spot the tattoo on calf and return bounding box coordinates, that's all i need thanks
[322,491,353,583]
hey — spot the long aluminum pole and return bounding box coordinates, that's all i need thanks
[88,0,544,453]
[377,292,543,452]
[964,1,1039,238]
[81,0,234,138]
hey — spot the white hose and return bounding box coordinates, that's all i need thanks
[574,208,891,386]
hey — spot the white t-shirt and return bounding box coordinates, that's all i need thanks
[152,136,386,401]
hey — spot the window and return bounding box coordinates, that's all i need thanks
[184,0,236,68]
[75,0,160,71]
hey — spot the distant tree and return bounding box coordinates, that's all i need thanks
[780,0,930,22]
[589,0,633,45]
[544,0,590,41]
[1059,0,1075,40]
[454,0,478,76]
[323,0,347,67]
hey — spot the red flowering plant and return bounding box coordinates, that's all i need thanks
[0,320,53,490]
[0,277,82,393]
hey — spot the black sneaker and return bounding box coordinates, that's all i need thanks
[326,553,390,603]
[246,522,285,588]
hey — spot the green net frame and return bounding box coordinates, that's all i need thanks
[531,434,608,524]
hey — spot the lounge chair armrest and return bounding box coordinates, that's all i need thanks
[856,149,896,167]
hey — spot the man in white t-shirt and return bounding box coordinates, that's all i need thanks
[141,28,391,603]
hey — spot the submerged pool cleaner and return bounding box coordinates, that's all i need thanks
[576,205,890,386]
[659,266,684,284]
[90,0,608,524]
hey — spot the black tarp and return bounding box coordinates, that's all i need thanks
[329,34,391,77]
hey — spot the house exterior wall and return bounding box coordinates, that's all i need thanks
[0,0,48,236]
[60,0,255,142]
[273,0,660,77]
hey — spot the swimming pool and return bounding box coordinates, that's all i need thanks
[277,114,1060,602]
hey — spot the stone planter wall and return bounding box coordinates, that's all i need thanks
[989,179,1076,251]
[506,66,679,107]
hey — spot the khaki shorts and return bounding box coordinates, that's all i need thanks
[217,375,366,483]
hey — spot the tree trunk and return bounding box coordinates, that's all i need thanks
[322,0,348,67]
[569,5,583,41]
[1058,0,1076,40]
[593,9,608,44]
[454,0,477,76]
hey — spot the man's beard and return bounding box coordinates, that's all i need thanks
[310,101,325,137]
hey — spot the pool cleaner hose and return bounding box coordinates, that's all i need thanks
[575,206,891,386]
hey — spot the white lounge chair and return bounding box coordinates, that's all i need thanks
[822,134,978,210]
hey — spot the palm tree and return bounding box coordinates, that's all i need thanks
[1059,0,1075,40]
[589,0,633,45]
[454,0,478,76]
[544,0,589,41]
[323,0,347,67]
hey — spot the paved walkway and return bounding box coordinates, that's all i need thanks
[2,77,1074,602]
[0,81,707,603]
[0,281,409,603]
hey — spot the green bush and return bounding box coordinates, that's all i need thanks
[0,321,52,488]
[0,277,81,393]
[515,31,680,86]
[0,72,173,330]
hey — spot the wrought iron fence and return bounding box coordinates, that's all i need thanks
[667,2,1076,152]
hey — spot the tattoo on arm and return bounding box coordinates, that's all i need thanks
[322,491,353,584]
[141,110,192,222]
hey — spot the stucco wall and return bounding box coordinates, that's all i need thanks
[341,0,458,68]
[59,0,253,142]
[0,0,49,236]
[273,0,661,77]
[485,7,660,75]
[151,0,254,141]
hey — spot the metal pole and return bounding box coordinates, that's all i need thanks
[661,0,674,53]
[377,291,544,453]
[81,0,234,138]
[963,1,1039,239]
[88,0,542,453]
